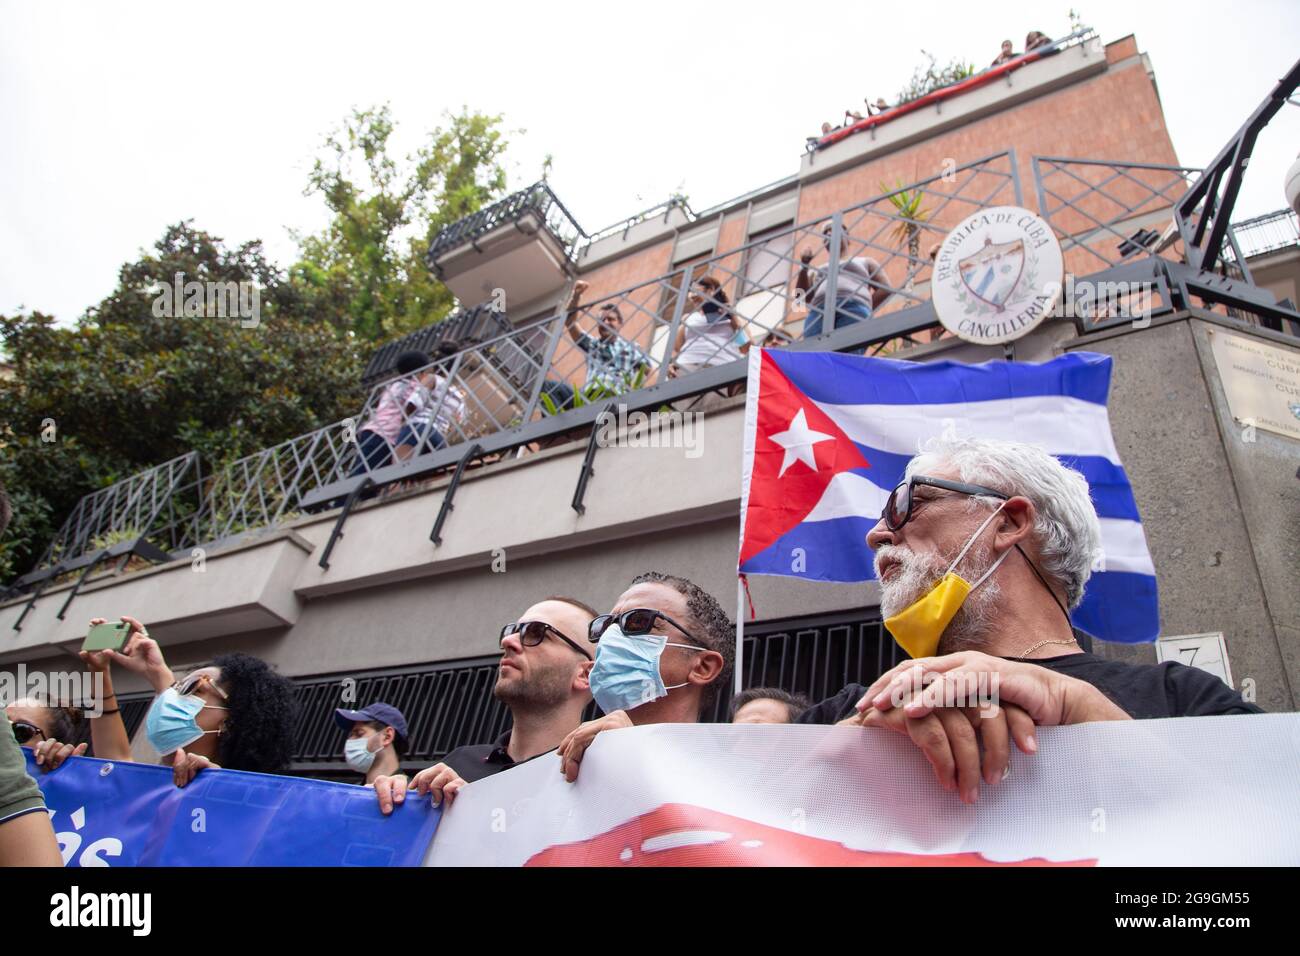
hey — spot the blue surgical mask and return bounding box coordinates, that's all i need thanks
[145,687,226,756]
[344,735,381,773]
[589,624,697,715]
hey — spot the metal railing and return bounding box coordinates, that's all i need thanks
[426,180,588,268]
[1227,208,1299,261]
[580,195,696,248]
[360,301,516,387]
[1033,156,1202,272]
[17,453,202,583]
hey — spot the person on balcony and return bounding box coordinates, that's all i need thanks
[543,280,652,412]
[671,274,746,375]
[393,341,468,460]
[349,349,435,475]
[793,221,890,341]
[990,39,1018,67]
[1025,31,1053,52]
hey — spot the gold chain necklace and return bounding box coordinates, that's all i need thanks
[1016,636,1079,659]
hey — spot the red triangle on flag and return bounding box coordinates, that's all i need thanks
[740,352,871,565]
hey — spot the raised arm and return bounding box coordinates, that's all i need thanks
[564,280,590,344]
[79,618,135,762]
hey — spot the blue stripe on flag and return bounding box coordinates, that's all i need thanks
[1064,455,1141,522]
[739,515,878,582]
[1071,570,1161,644]
[766,350,1113,407]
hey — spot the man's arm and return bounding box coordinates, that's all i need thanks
[564,280,590,345]
[0,717,62,866]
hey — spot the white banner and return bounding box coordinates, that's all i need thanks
[424,715,1300,866]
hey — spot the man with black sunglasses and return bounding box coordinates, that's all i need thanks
[373,596,597,815]
[798,437,1261,805]
[557,572,732,783]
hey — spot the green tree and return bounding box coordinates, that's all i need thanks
[0,221,363,582]
[293,105,512,342]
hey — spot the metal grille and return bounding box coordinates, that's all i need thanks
[287,610,895,777]
[21,452,203,582]
[1033,157,1201,271]
[289,656,511,776]
[1228,209,1299,261]
[360,302,516,387]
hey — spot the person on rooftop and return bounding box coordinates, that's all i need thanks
[991,39,1018,67]
[1025,31,1053,51]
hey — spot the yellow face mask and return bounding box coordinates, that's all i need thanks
[883,504,1010,659]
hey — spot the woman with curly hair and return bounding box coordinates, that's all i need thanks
[34,615,298,788]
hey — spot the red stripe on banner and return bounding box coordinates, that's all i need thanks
[524,803,1097,867]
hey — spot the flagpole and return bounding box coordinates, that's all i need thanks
[735,576,745,696]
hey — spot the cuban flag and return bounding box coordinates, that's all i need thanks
[737,348,1160,643]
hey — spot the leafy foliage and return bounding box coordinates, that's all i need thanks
[896,52,977,106]
[291,105,512,342]
[0,223,363,582]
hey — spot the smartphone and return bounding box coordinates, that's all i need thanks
[83,621,130,653]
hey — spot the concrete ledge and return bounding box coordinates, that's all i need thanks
[0,530,313,663]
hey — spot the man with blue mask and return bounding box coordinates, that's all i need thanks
[557,572,731,783]
[335,702,408,786]
[798,437,1262,805]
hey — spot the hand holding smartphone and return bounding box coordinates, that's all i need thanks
[83,620,130,653]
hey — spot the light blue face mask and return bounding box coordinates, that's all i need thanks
[589,623,700,715]
[344,735,380,773]
[145,687,226,756]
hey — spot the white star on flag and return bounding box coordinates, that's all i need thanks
[769,408,834,477]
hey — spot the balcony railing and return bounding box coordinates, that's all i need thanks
[425,180,588,268]
[1033,156,1202,271]
[10,152,1297,601]
[361,301,516,387]
[1227,209,1299,261]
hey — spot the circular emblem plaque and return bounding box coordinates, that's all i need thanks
[931,206,1064,345]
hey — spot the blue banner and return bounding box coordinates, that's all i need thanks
[27,752,440,867]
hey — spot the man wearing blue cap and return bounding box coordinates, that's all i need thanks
[335,702,409,786]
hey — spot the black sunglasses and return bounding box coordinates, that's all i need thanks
[883,475,1010,531]
[500,620,592,661]
[12,721,45,746]
[588,608,702,647]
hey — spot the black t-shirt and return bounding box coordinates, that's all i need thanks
[438,731,557,783]
[796,652,1264,724]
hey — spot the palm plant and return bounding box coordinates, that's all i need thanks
[881,180,932,293]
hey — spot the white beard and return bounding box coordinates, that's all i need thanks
[875,542,1002,653]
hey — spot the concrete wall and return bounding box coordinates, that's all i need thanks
[1063,316,1299,711]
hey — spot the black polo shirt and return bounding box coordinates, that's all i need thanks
[439,731,557,783]
[797,652,1265,725]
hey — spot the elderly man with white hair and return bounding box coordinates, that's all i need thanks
[798,436,1261,804]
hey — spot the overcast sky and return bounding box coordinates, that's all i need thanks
[2,0,1298,324]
